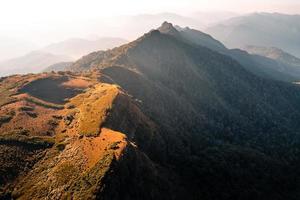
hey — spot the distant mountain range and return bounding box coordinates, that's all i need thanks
[0,51,72,77]
[43,62,73,72]
[70,21,300,85]
[243,45,300,66]
[42,37,128,59]
[206,13,300,57]
[4,12,300,78]
[0,37,127,77]
[0,37,38,61]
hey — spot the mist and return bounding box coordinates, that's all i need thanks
[0,0,299,62]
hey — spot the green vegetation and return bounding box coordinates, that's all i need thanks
[0,110,16,127]
[71,26,300,199]
[66,103,75,109]
[0,132,55,148]
[0,115,13,127]
[0,86,18,107]
[3,22,300,200]
[25,97,64,109]
[55,143,66,151]
[109,141,120,150]
[19,106,34,112]
[25,111,38,118]
[0,76,34,107]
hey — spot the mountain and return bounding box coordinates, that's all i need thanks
[0,51,72,77]
[43,62,73,72]
[0,37,128,77]
[175,26,227,52]
[70,22,300,198]
[2,22,300,199]
[0,37,38,62]
[190,11,238,25]
[170,22,300,82]
[42,37,128,59]
[243,45,300,66]
[206,13,300,57]
[240,45,300,81]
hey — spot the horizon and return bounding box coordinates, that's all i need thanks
[1,0,300,63]
[1,0,300,42]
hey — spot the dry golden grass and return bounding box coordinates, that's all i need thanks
[1,72,134,199]
[70,83,120,136]
[61,78,93,89]
[0,99,61,137]
[75,128,127,169]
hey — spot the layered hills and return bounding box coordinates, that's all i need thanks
[0,51,72,77]
[1,22,300,199]
[0,37,128,77]
[206,13,300,57]
[170,22,300,82]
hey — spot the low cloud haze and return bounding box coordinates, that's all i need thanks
[0,0,299,61]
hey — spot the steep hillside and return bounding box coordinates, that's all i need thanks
[176,26,227,52]
[243,45,300,66]
[70,23,300,199]
[172,23,300,81]
[0,72,174,199]
[0,73,93,197]
[228,48,300,82]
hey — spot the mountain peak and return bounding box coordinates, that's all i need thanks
[157,21,179,36]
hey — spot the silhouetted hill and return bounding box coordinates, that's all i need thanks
[70,22,300,199]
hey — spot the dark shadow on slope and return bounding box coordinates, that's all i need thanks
[19,76,83,104]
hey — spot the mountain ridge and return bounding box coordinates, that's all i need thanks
[1,22,300,199]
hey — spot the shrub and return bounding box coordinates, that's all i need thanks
[56,143,66,151]
[19,106,34,112]
[0,115,13,126]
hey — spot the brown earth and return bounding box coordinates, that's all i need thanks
[0,72,164,199]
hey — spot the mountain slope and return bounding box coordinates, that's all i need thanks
[171,22,300,82]
[43,62,73,72]
[2,22,300,199]
[0,73,173,199]
[70,23,300,198]
[243,45,300,66]
[72,23,300,139]
[206,12,300,57]
[176,26,227,52]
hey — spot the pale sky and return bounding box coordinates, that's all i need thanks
[0,0,299,59]
[1,0,299,24]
